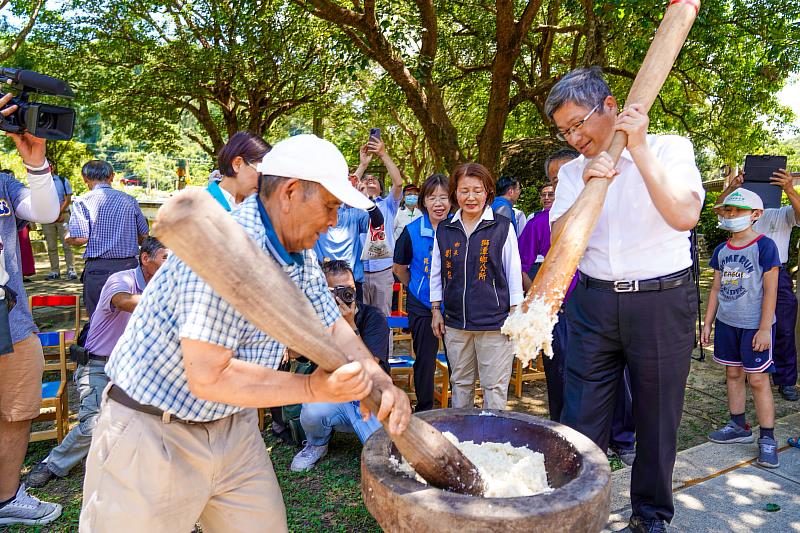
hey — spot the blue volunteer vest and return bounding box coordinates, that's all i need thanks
[407,215,436,308]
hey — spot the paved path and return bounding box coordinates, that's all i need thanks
[606,412,800,532]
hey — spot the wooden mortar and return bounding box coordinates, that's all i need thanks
[362,409,611,533]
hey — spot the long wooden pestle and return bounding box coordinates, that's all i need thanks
[153,189,486,496]
[524,0,701,316]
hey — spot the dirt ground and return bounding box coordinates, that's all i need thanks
[3,248,799,532]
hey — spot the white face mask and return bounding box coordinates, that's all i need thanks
[717,214,753,232]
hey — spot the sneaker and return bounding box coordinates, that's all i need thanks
[779,385,799,402]
[0,483,62,526]
[708,421,754,444]
[628,514,667,533]
[26,461,56,488]
[66,269,78,280]
[757,436,780,468]
[290,442,328,472]
[45,272,60,280]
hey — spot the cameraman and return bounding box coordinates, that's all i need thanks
[290,260,390,472]
[26,238,169,489]
[0,92,63,527]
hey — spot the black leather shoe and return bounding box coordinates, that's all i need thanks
[780,385,799,401]
[628,514,667,533]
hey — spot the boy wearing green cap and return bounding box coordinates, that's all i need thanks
[702,187,780,468]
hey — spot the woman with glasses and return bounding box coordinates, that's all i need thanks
[208,132,271,212]
[393,173,451,411]
[429,163,523,410]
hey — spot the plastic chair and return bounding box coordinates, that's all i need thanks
[30,331,69,443]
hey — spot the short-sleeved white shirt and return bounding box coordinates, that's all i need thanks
[549,135,705,281]
[753,205,798,264]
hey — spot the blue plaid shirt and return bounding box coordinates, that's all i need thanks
[69,183,149,259]
[106,195,341,422]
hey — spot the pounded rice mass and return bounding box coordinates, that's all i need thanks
[391,431,552,498]
[501,295,558,364]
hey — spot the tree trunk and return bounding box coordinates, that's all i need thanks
[475,0,542,174]
[312,114,324,138]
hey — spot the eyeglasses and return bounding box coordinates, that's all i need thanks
[457,189,486,198]
[540,192,555,198]
[556,104,600,141]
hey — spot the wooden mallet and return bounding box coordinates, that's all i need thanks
[523,0,701,318]
[153,189,486,496]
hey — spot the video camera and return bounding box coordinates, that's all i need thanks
[0,68,75,140]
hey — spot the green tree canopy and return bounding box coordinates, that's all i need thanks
[40,0,350,155]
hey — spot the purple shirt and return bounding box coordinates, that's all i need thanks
[518,209,578,299]
[84,267,146,356]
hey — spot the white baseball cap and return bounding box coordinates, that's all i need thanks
[715,188,764,210]
[257,134,373,210]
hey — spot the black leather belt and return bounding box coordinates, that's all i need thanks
[107,385,201,424]
[580,268,692,293]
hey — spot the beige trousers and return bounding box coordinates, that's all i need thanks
[444,327,514,410]
[80,386,288,533]
[42,212,74,273]
[363,268,394,317]
[0,334,44,421]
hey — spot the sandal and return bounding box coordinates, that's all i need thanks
[788,437,800,449]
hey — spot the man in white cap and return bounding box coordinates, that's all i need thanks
[79,134,412,532]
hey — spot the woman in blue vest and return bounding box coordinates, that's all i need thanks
[208,132,271,211]
[393,173,450,411]
[430,163,523,410]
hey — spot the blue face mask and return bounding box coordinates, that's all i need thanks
[405,195,418,207]
[717,214,753,232]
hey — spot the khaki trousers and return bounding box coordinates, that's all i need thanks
[42,212,74,273]
[444,327,514,410]
[363,268,394,317]
[0,334,44,421]
[80,386,288,533]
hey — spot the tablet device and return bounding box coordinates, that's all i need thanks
[743,155,786,209]
[744,155,787,182]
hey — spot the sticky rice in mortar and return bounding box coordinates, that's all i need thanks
[392,431,552,498]
[501,294,558,364]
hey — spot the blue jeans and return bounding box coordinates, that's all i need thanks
[300,401,382,446]
[46,359,110,476]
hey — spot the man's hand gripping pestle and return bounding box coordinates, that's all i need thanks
[153,189,486,496]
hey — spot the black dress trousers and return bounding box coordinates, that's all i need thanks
[561,276,696,523]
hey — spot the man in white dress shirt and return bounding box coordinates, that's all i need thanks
[547,67,705,533]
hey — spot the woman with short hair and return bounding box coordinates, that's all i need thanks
[208,132,271,211]
[393,173,450,411]
[430,163,523,410]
